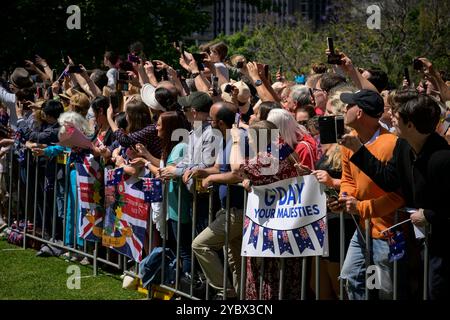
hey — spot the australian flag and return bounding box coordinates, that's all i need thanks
[278,142,294,161]
[106,167,124,186]
[311,218,327,248]
[140,178,163,203]
[243,217,251,239]
[387,230,406,262]
[277,230,293,255]
[292,226,315,254]
[248,222,260,249]
[262,228,275,254]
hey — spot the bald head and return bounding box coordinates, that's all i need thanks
[210,101,237,132]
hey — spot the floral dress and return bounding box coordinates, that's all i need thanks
[240,139,313,300]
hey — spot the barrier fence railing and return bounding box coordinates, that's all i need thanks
[2,149,430,300]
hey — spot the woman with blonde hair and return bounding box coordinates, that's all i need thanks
[267,108,318,169]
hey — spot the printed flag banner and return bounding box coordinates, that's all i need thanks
[241,175,328,257]
[75,153,104,242]
[102,167,160,262]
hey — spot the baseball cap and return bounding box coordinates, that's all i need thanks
[178,92,213,113]
[340,89,384,118]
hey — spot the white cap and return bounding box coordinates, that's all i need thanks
[140,83,166,111]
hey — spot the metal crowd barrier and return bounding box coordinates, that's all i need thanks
[2,148,431,300]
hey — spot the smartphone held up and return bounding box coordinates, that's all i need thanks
[327,37,342,65]
[318,115,345,144]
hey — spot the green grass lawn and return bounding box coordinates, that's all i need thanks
[0,239,145,300]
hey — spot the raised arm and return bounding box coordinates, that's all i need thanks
[341,133,401,192]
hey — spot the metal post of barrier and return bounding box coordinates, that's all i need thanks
[23,150,31,249]
[175,181,182,291]
[223,185,231,300]
[190,188,197,298]
[301,258,307,300]
[62,154,69,244]
[423,225,430,300]
[93,241,98,276]
[73,182,78,249]
[41,160,49,240]
[147,202,154,299]
[279,258,285,300]
[7,148,13,226]
[239,188,247,300]
[339,212,345,300]
[160,180,168,287]
[122,255,127,273]
[118,250,123,270]
[315,256,320,300]
[205,189,214,300]
[51,161,58,241]
[393,211,398,300]
[364,219,371,300]
[258,259,265,300]
[16,153,21,229]
[32,160,39,236]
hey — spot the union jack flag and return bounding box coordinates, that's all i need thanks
[102,168,149,262]
[75,154,104,242]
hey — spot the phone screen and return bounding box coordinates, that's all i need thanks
[319,116,345,144]
[335,116,345,141]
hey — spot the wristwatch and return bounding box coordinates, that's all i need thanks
[192,72,200,78]
[254,79,263,87]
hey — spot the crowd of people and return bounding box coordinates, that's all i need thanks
[0,39,449,300]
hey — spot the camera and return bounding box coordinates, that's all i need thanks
[224,84,234,94]
[211,76,219,96]
[236,61,244,69]
[118,72,130,82]
[413,58,424,71]
[318,115,345,144]
[127,54,140,63]
[192,53,207,71]
[327,37,342,65]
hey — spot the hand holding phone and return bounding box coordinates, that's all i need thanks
[327,37,342,65]
[403,67,410,85]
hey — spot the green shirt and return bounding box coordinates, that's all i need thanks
[167,143,192,223]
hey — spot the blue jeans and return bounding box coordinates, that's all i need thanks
[169,219,193,274]
[340,230,394,300]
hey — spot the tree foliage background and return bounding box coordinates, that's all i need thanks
[1,0,448,86]
[214,0,450,85]
[0,0,215,73]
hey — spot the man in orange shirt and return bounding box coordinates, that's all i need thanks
[330,89,405,300]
